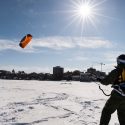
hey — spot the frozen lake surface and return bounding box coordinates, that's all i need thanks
[0,80,119,125]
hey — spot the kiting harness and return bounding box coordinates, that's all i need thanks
[112,68,125,96]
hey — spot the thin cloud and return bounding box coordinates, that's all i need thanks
[31,36,113,50]
[76,38,112,48]
[0,36,113,52]
[31,37,75,50]
[0,39,16,51]
[0,39,37,53]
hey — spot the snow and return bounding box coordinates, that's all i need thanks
[0,80,119,125]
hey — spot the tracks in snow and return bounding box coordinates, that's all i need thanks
[0,92,106,125]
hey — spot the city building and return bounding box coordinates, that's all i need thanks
[53,66,64,80]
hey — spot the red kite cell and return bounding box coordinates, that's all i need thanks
[19,34,32,48]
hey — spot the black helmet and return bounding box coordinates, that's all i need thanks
[117,54,125,65]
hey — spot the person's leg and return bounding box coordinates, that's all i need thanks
[117,101,125,125]
[100,98,117,125]
[100,91,120,125]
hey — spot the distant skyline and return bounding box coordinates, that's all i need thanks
[0,0,125,73]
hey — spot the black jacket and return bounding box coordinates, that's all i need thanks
[100,66,124,86]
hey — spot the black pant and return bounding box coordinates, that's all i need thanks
[100,90,125,125]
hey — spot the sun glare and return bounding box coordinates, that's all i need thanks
[70,0,98,27]
[62,0,107,38]
[77,4,92,18]
[68,0,103,32]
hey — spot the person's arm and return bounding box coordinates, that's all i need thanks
[100,69,118,85]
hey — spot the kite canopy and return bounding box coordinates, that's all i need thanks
[19,34,32,48]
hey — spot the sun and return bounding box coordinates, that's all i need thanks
[67,0,103,33]
[68,0,99,29]
[73,1,96,22]
[61,0,107,38]
[77,3,92,18]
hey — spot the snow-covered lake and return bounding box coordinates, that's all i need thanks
[0,80,119,125]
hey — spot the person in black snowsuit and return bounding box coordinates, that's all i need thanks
[98,54,125,125]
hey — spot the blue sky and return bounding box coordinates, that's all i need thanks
[0,0,125,73]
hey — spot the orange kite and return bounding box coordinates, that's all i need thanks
[19,34,32,48]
